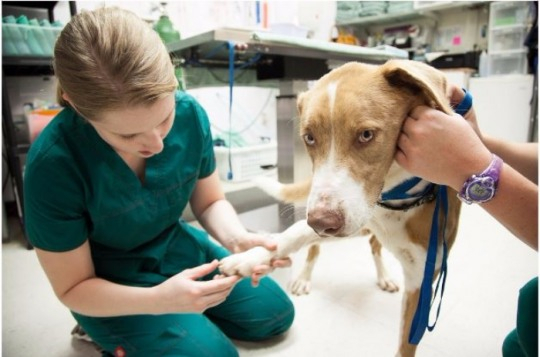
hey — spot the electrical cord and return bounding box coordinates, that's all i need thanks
[209,89,274,134]
[2,152,10,192]
[185,41,265,180]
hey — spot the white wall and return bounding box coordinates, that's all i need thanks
[55,1,337,40]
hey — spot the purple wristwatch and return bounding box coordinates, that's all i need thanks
[458,154,503,205]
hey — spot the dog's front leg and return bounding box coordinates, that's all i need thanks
[290,243,320,295]
[219,219,320,277]
[397,288,420,357]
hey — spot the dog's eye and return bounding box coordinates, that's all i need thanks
[358,130,374,143]
[303,133,315,146]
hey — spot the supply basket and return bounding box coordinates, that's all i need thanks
[2,23,62,57]
[26,108,62,142]
[214,141,277,182]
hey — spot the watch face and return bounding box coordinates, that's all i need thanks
[467,177,495,202]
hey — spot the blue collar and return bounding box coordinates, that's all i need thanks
[377,177,436,211]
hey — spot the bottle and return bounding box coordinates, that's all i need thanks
[153,3,185,90]
[153,3,180,44]
[478,50,488,77]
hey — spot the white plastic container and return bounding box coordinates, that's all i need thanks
[489,1,530,29]
[489,25,528,53]
[214,141,277,182]
[487,50,528,76]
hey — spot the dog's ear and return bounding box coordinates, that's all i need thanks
[381,60,452,114]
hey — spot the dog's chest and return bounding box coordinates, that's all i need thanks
[365,207,416,252]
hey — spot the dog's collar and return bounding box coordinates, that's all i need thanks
[377,177,437,211]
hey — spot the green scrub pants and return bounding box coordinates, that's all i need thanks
[75,235,295,357]
[502,277,538,357]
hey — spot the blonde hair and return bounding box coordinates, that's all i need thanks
[54,7,178,121]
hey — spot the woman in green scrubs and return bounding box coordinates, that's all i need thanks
[24,7,294,357]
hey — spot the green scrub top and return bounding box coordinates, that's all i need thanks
[24,91,217,287]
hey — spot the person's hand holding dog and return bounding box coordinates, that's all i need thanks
[223,231,292,287]
[396,84,537,249]
[395,85,492,192]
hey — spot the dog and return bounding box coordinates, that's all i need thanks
[219,59,462,357]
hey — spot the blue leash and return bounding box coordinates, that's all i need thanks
[406,89,472,344]
[227,41,235,180]
[408,185,448,344]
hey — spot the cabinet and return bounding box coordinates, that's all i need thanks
[487,1,531,76]
[469,75,534,143]
[2,1,76,247]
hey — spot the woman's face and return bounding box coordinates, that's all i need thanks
[89,94,176,158]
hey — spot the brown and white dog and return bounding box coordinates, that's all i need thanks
[219,59,462,356]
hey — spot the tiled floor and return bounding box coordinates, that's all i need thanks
[3,203,537,356]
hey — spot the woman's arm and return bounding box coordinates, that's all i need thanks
[483,136,538,184]
[189,171,247,251]
[396,106,538,251]
[480,162,538,249]
[36,240,239,317]
[190,171,291,284]
[447,85,538,184]
[190,170,273,253]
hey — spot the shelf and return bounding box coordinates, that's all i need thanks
[2,1,76,250]
[490,24,529,31]
[3,2,58,11]
[337,9,436,27]
[336,1,488,27]
[3,56,53,66]
[2,56,54,76]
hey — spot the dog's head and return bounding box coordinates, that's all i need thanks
[297,59,452,237]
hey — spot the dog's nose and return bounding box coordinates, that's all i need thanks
[307,209,344,237]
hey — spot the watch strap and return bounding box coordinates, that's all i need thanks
[481,154,503,182]
[458,154,503,204]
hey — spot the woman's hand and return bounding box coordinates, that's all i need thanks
[228,231,292,287]
[448,84,483,140]
[395,105,492,191]
[190,173,291,286]
[155,260,240,313]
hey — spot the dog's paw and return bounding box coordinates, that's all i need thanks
[377,277,399,293]
[252,176,283,199]
[219,247,274,277]
[290,278,312,296]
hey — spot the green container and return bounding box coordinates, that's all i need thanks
[16,15,45,55]
[154,15,180,44]
[154,15,185,90]
[39,19,58,53]
[29,18,53,55]
[3,15,31,55]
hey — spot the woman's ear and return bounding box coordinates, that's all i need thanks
[62,92,71,104]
